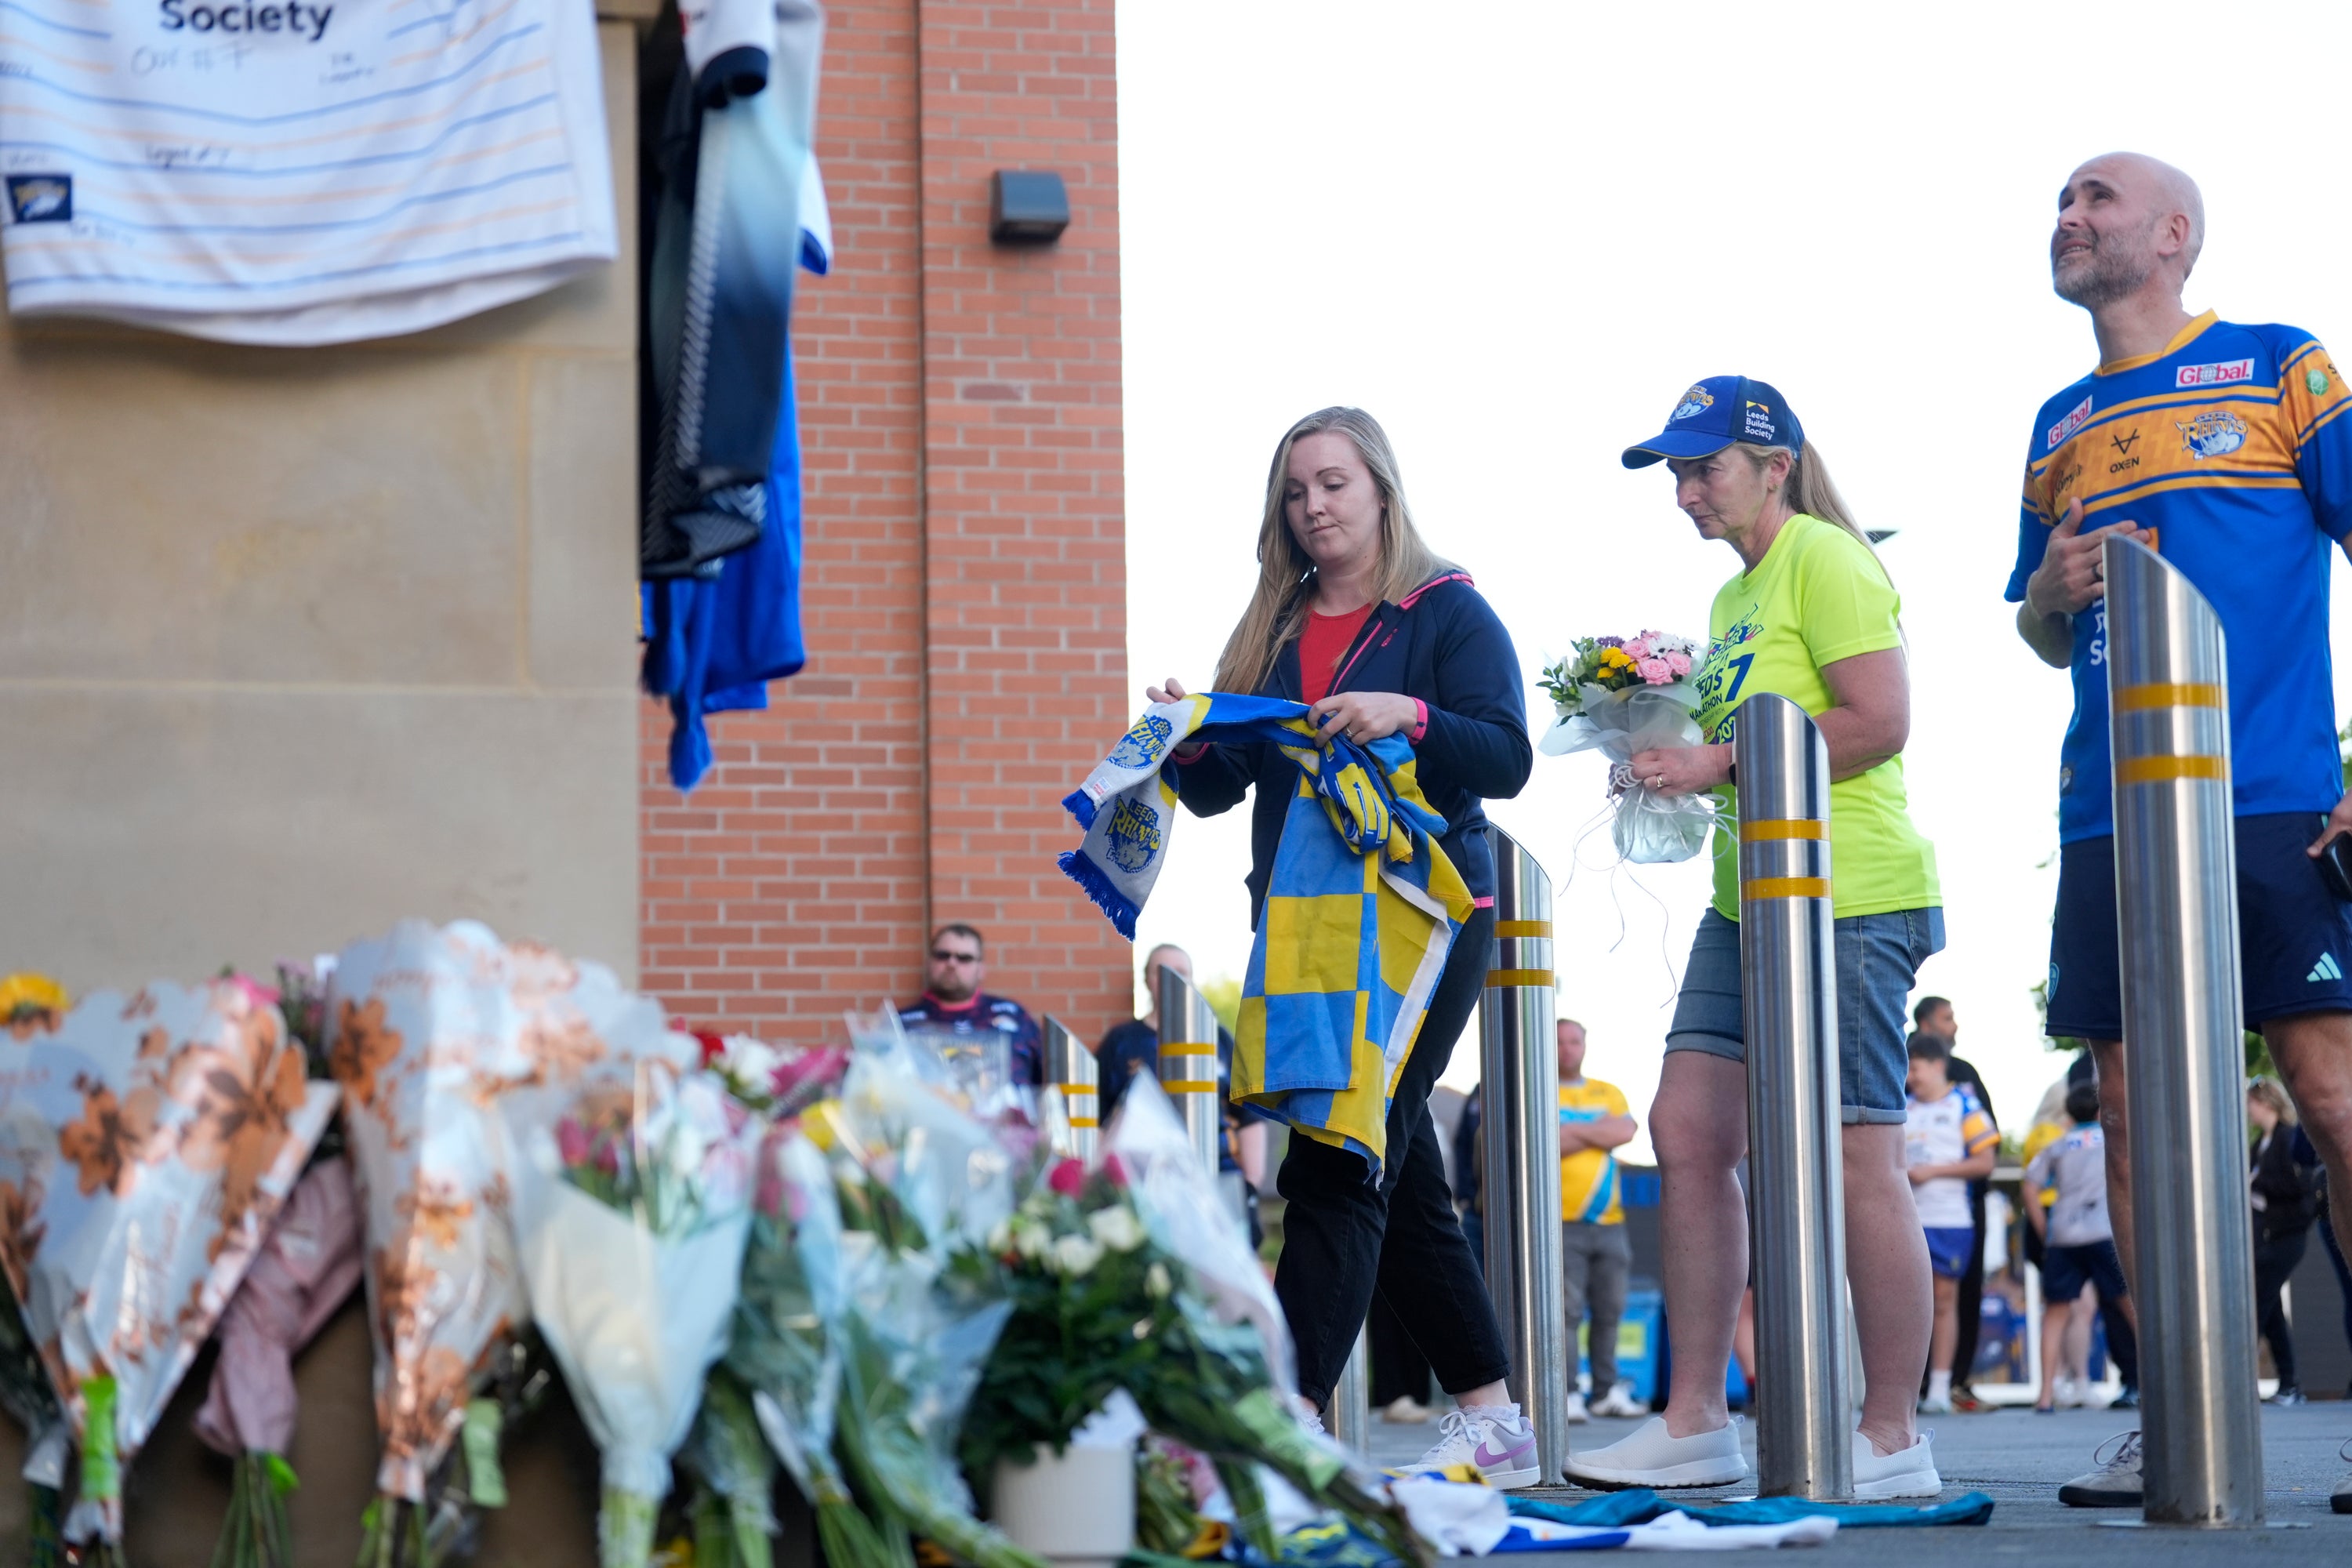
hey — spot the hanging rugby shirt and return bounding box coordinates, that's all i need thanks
[0,0,617,343]
[2008,313,2352,842]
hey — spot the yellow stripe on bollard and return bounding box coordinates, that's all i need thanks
[1485,968,1554,988]
[1494,920,1552,938]
[1160,1080,1218,1094]
[2113,682,2224,711]
[1740,818,1826,841]
[1065,1116,1098,1129]
[1158,1042,1218,1054]
[1744,877,1831,900]
[2116,755,2227,784]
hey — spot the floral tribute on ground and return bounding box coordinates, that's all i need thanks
[0,977,338,1566]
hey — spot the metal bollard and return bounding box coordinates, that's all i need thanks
[1733,691,1853,1501]
[1477,828,1570,1486]
[1043,1017,1100,1164]
[1330,1324,1371,1456]
[1154,967,1223,1176]
[2103,534,2263,1526]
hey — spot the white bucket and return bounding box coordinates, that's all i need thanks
[993,1439,1137,1568]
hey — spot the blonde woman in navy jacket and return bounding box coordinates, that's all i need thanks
[1146,406,1539,1485]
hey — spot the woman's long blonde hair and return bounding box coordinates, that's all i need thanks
[1212,407,1454,695]
[1732,439,1886,569]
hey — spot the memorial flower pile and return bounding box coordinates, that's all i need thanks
[1537,630,1717,863]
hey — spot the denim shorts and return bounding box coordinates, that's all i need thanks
[1665,905,1947,1126]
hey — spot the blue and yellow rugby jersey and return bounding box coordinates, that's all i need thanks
[2006,311,2352,843]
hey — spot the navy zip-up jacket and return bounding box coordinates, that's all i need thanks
[1175,572,1531,924]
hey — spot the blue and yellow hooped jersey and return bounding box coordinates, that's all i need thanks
[2006,312,2352,844]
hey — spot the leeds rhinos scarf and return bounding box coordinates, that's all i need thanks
[1059,692,1475,1174]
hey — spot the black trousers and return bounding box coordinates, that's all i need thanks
[1275,903,1510,1410]
[1950,1185,1987,1389]
[2254,1225,2310,1390]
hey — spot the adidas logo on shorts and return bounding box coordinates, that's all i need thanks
[2310,953,2344,983]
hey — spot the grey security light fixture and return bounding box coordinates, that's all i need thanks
[989,170,1070,245]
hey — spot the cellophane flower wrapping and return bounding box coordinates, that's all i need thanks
[325,918,695,1560]
[191,1156,365,1568]
[811,1047,1045,1568]
[503,1062,760,1568]
[1094,1078,1424,1566]
[0,979,338,1555]
[729,1127,884,1568]
[1539,680,1715,863]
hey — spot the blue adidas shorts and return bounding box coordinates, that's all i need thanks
[2046,812,2352,1042]
[1923,1226,1976,1280]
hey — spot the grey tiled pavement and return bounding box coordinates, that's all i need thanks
[1363,1403,2352,1562]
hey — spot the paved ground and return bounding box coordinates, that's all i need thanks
[1363,1403,2352,1562]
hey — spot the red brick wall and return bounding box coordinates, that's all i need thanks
[640,0,1131,1044]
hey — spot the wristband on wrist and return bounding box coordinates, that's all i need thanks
[1407,699,1428,743]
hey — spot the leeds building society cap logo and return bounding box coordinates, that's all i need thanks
[5,176,71,224]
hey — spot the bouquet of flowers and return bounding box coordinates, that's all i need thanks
[1537,631,1716,863]
[503,1062,762,1568]
[728,1128,891,1568]
[0,978,339,1566]
[819,1050,1043,1568]
[1080,1079,1425,1566]
[191,1156,365,1568]
[328,920,690,1566]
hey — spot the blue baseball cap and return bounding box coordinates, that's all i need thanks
[1621,376,1805,468]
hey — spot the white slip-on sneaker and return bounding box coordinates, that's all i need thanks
[1591,1381,1651,1418]
[1853,1428,1940,1500]
[1565,1392,1590,1425]
[1563,1415,1748,1490]
[1381,1396,1436,1424]
[2058,1430,2143,1508]
[1413,1406,1541,1490]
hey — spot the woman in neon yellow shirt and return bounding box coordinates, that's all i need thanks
[1564,376,1944,1499]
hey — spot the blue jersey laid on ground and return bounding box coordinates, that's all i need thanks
[2006,312,2352,843]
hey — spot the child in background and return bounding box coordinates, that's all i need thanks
[2023,1082,2135,1413]
[1905,1033,1997,1415]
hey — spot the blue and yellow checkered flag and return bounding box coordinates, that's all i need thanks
[1059,691,1474,1175]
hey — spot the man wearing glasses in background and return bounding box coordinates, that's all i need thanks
[898,922,1044,1087]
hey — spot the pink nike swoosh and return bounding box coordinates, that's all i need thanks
[1474,1429,1535,1468]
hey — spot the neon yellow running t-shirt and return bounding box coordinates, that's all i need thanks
[1692,512,1941,921]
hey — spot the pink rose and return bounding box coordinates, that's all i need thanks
[1636,657,1672,684]
[1047,1156,1087,1198]
[555,1116,593,1169]
[1665,652,1691,677]
[1623,638,1652,661]
[1102,1152,1131,1188]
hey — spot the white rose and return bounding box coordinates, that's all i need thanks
[1145,1261,1172,1298]
[1014,1220,1052,1261]
[1087,1206,1145,1253]
[1052,1235,1105,1276]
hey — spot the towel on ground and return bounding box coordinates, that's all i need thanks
[1060,692,1475,1175]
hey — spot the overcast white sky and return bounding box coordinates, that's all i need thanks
[1110,1,2352,1156]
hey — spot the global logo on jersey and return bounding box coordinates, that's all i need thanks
[2176,408,2248,459]
[2176,357,2255,388]
[2046,396,2092,450]
[5,176,70,224]
[1671,385,1714,422]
